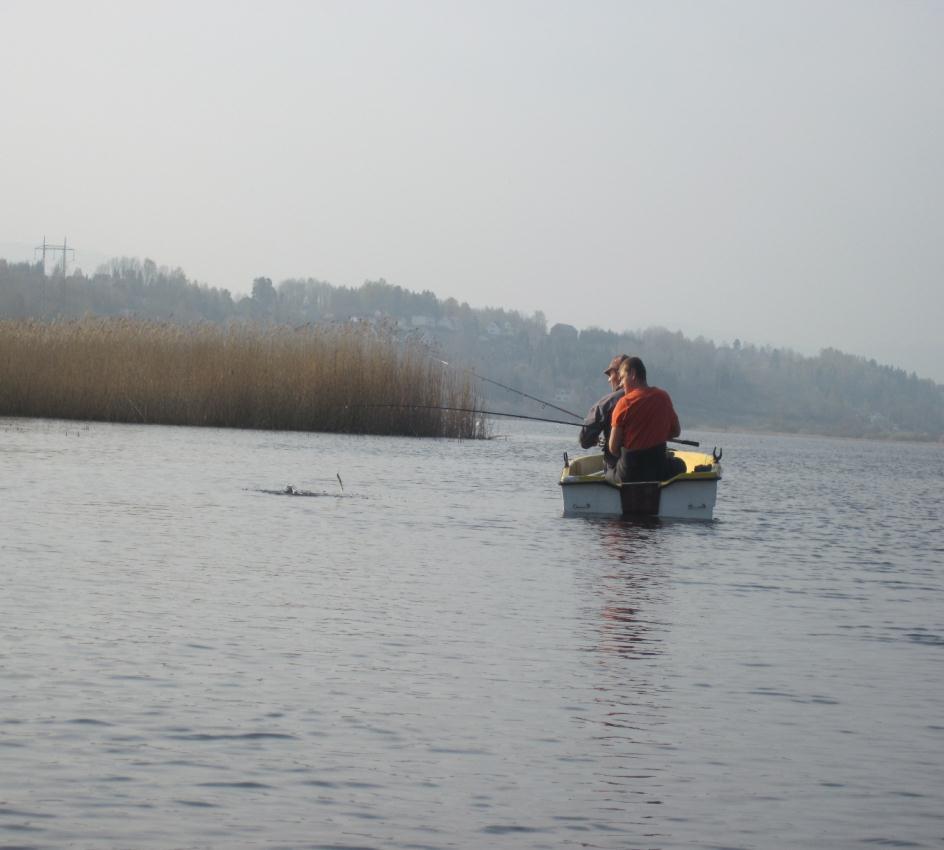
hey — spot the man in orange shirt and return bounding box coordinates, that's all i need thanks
[606,356,683,483]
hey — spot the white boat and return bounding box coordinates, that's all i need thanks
[559,447,722,520]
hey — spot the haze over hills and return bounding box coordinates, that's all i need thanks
[2,257,942,442]
[4,4,943,383]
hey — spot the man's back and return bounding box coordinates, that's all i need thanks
[611,386,679,451]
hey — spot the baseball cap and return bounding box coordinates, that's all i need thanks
[604,355,627,376]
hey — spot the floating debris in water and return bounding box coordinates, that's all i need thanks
[249,472,363,498]
[256,484,325,497]
[251,484,363,499]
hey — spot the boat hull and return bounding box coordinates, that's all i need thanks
[559,450,721,520]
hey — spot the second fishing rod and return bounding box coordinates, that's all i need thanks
[425,357,701,447]
[354,403,701,447]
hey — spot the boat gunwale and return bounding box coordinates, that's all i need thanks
[559,453,722,489]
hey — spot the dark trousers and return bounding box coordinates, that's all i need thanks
[605,443,685,484]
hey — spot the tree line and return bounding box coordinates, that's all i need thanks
[2,257,941,440]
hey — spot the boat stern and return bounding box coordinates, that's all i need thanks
[560,449,722,520]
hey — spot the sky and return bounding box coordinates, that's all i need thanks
[2,0,942,382]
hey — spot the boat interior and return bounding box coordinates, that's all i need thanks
[563,449,721,485]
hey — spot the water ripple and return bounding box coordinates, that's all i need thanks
[0,421,941,849]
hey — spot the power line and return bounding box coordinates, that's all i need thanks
[33,236,76,317]
[34,236,75,277]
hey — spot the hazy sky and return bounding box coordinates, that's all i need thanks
[2,1,942,381]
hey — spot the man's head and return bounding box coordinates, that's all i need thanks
[604,354,629,390]
[618,356,647,389]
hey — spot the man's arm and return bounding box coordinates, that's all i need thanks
[669,411,681,440]
[579,403,603,449]
[608,422,623,458]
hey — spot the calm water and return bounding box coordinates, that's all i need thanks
[1,417,942,850]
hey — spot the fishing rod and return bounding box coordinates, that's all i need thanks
[435,359,583,420]
[420,350,699,444]
[350,403,700,447]
[354,403,582,427]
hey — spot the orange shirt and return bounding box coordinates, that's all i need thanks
[611,386,679,451]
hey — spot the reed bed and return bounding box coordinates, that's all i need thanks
[0,318,486,439]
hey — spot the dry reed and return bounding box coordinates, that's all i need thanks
[0,318,486,439]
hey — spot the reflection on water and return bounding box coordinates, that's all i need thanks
[591,520,670,659]
[1,418,942,849]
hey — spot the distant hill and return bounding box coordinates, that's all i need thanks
[2,257,942,441]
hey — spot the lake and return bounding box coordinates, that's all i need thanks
[1,417,942,850]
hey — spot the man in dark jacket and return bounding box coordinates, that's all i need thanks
[579,354,628,470]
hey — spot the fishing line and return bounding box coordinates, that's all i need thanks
[434,359,583,420]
